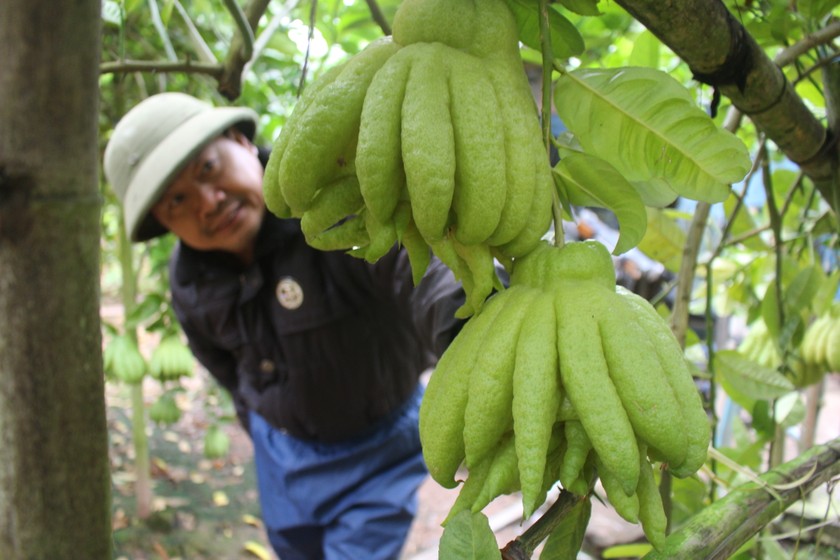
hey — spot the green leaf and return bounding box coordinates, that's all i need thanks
[540,496,591,560]
[556,0,602,16]
[761,280,782,340]
[723,195,768,252]
[635,207,686,272]
[438,510,502,560]
[628,30,661,68]
[508,0,585,59]
[603,543,652,558]
[714,350,795,402]
[751,400,776,440]
[774,392,805,429]
[554,67,752,203]
[813,269,840,312]
[553,153,647,254]
[784,265,822,316]
[761,267,820,349]
[125,294,164,329]
[798,0,840,20]
[102,0,122,26]
[631,178,679,207]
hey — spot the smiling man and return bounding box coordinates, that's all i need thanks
[104,92,467,560]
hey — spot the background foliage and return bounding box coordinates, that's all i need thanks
[97,0,839,558]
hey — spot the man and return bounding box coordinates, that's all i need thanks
[103,92,466,560]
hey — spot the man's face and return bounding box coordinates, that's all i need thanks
[151,131,266,262]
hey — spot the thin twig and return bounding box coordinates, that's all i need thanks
[711,134,766,261]
[723,223,771,247]
[364,0,391,36]
[539,0,565,248]
[669,201,709,347]
[298,0,319,98]
[243,0,296,78]
[148,0,177,61]
[218,0,271,100]
[774,19,840,67]
[100,59,224,78]
[222,0,255,61]
[173,0,217,63]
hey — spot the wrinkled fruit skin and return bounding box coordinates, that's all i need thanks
[263,0,552,317]
[261,0,713,551]
[421,241,710,551]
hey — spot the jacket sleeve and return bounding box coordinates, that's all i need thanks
[408,252,469,358]
[360,245,468,359]
[170,285,251,431]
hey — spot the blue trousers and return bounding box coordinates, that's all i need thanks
[249,385,428,560]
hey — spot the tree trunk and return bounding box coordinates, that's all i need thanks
[614,0,839,213]
[0,0,112,558]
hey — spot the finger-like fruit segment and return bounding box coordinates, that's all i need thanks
[419,289,509,487]
[555,285,640,495]
[401,44,456,242]
[463,286,537,469]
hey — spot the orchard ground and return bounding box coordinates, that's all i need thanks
[105,306,840,559]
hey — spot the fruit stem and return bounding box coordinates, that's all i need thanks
[500,490,584,558]
[537,0,566,249]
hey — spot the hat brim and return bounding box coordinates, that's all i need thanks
[124,106,259,242]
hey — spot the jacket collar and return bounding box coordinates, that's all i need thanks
[172,146,303,285]
[173,213,301,285]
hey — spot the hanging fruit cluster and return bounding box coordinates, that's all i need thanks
[798,303,840,385]
[203,424,231,459]
[149,335,195,382]
[419,241,711,547]
[263,0,713,550]
[263,0,553,317]
[103,334,147,385]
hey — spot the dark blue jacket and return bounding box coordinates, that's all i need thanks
[169,213,466,442]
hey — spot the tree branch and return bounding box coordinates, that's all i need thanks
[99,0,270,98]
[669,201,710,348]
[172,0,217,64]
[99,59,224,79]
[613,0,838,213]
[218,0,270,100]
[774,19,840,68]
[243,0,296,78]
[147,0,177,61]
[643,436,840,559]
[500,490,583,559]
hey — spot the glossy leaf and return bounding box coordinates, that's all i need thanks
[635,207,686,273]
[631,178,679,207]
[555,0,602,16]
[714,350,795,402]
[438,510,502,560]
[553,152,647,255]
[554,67,752,203]
[628,30,661,68]
[540,495,592,560]
[508,0,585,59]
[724,195,768,252]
[784,266,822,316]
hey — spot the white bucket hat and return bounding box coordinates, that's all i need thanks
[103,92,259,241]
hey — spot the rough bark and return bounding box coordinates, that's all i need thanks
[643,436,840,559]
[614,0,839,213]
[0,0,112,558]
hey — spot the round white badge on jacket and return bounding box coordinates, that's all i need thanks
[276,277,304,310]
